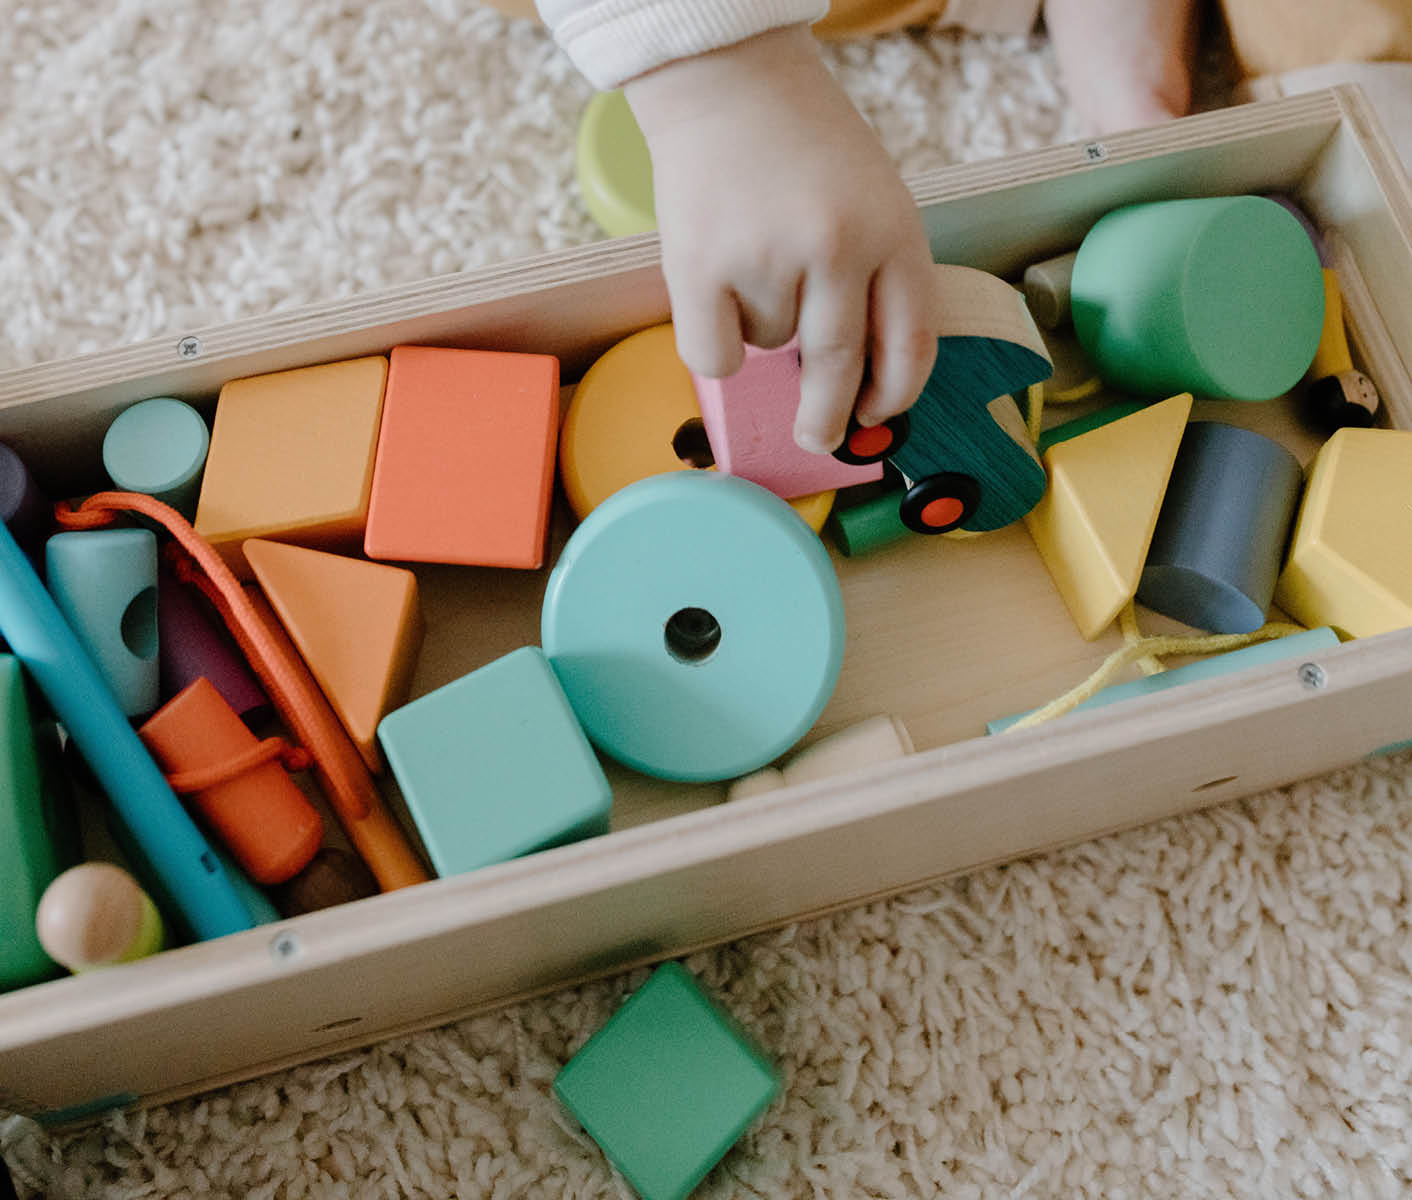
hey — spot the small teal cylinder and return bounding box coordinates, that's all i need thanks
[1136,421,1303,634]
[1071,195,1325,401]
[542,472,845,782]
[102,397,210,518]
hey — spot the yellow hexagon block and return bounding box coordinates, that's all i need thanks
[1275,427,1412,639]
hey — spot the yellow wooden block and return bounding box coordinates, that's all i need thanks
[789,489,836,533]
[244,538,424,774]
[560,322,833,532]
[1274,427,1412,639]
[1024,393,1192,640]
[195,357,388,577]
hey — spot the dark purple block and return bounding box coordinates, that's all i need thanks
[0,442,51,555]
[157,565,270,725]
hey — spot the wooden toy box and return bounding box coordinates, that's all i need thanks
[5,87,1412,1127]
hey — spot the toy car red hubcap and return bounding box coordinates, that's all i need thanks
[832,411,911,466]
[920,496,965,528]
[899,471,981,535]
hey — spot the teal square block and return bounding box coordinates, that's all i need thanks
[554,962,781,1200]
[377,645,612,877]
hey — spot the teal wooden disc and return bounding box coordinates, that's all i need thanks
[542,473,845,782]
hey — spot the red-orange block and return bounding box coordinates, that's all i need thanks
[244,538,424,773]
[138,678,323,886]
[364,345,560,568]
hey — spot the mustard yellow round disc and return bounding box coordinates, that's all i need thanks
[560,324,702,521]
[560,323,836,532]
[790,489,836,532]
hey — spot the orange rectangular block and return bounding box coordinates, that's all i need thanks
[194,357,388,578]
[364,345,560,569]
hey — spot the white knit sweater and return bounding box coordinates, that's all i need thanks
[536,0,829,87]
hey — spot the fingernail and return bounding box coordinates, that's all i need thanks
[794,430,834,455]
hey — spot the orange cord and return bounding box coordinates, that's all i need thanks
[56,493,429,890]
[166,736,311,794]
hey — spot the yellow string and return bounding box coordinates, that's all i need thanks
[1025,381,1045,445]
[1002,621,1308,733]
[1119,600,1165,677]
[1045,375,1103,404]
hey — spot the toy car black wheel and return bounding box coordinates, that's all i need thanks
[899,472,981,534]
[832,411,911,465]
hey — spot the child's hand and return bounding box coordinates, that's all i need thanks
[624,24,938,455]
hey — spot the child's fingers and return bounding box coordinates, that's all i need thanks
[853,256,938,426]
[735,281,802,352]
[670,281,745,379]
[793,274,868,454]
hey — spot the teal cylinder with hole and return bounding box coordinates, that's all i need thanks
[542,472,845,782]
[1070,195,1325,401]
[102,397,210,519]
[45,529,160,718]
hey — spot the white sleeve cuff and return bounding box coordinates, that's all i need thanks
[537,0,829,89]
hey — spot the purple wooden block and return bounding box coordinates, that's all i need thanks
[0,442,51,555]
[157,565,269,724]
[1264,193,1329,266]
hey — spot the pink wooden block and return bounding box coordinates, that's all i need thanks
[690,341,883,500]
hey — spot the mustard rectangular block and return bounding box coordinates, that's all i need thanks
[194,357,389,577]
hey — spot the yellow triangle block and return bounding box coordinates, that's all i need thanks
[244,539,424,772]
[1024,394,1193,640]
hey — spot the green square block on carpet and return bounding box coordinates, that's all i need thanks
[554,961,780,1200]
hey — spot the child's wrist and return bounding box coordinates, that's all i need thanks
[623,24,824,135]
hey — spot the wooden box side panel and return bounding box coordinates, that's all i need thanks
[1299,86,1412,429]
[0,92,1350,497]
[6,629,1412,1117]
[912,92,1345,277]
[0,255,669,495]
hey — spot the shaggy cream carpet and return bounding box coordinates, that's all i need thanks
[5,2,1412,1197]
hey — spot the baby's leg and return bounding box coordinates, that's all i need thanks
[477,0,541,20]
[1044,0,1200,135]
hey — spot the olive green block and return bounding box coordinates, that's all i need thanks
[1,656,67,991]
[576,89,656,238]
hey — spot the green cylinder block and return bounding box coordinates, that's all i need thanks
[1071,195,1325,401]
[826,488,913,557]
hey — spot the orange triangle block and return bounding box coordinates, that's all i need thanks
[1024,393,1192,640]
[244,539,424,772]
